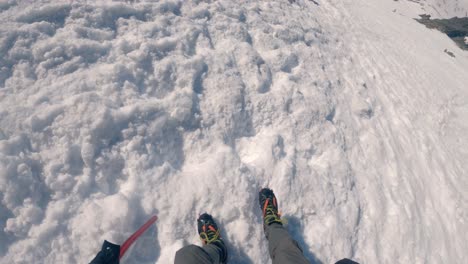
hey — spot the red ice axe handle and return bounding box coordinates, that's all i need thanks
[119,215,158,259]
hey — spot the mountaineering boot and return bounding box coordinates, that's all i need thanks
[259,188,283,228]
[197,213,228,263]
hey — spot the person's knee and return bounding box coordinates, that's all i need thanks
[275,237,303,255]
[175,245,214,264]
[271,238,309,264]
[175,245,203,263]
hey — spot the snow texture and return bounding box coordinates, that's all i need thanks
[0,0,467,263]
[399,0,468,18]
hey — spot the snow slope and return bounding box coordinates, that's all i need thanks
[0,0,467,263]
[414,0,468,18]
[379,0,468,20]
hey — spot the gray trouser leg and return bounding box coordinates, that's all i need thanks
[174,244,222,264]
[266,223,309,264]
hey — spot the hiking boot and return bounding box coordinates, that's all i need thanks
[259,188,282,227]
[197,213,228,263]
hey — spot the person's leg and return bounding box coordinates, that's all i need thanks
[265,223,309,264]
[335,259,359,264]
[201,243,225,263]
[174,244,222,264]
[174,213,227,264]
[259,188,309,264]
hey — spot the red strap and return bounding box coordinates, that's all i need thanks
[119,215,158,259]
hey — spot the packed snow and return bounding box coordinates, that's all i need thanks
[401,0,468,18]
[1,0,467,263]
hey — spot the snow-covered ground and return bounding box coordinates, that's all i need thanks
[397,0,468,18]
[1,0,467,263]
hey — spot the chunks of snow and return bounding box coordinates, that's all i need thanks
[1,1,468,263]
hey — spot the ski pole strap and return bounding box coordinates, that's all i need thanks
[119,215,158,259]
